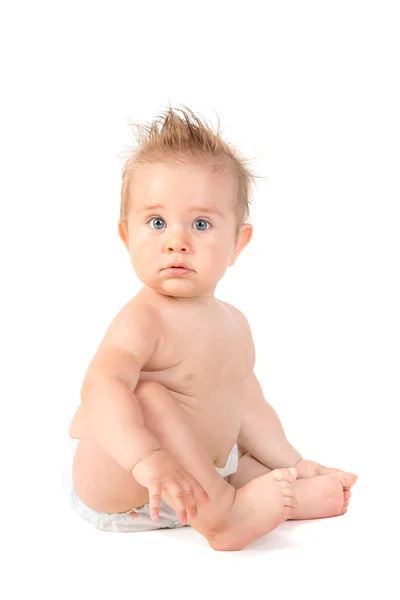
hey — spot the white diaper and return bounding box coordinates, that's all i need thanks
[61,438,239,533]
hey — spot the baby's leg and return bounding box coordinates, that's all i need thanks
[228,451,357,519]
[135,381,297,550]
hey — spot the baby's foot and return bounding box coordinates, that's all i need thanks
[291,471,358,520]
[206,468,298,551]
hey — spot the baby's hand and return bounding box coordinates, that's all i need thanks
[294,458,342,479]
[132,449,210,524]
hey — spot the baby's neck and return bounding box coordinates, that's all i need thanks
[141,286,216,305]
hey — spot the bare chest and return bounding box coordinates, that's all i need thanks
[69,296,250,467]
[139,302,247,400]
[138,301,248,465]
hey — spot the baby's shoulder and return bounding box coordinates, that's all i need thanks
[219,300,249,328]
[219,300,255,368]
[108,294,162,338]
[120,292,159,319]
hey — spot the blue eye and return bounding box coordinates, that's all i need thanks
[194,219,210,231]
[147,217,211,231]
[149,217,165,229]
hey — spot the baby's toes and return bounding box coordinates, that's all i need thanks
[283,490,297,518]
[277,479,296,500]
[269,469,298,518]
[278,482,297,517]
[270,467,298,484]
[283,487,297,504]
[322,467,342,475]
[338,472,358,488]
[285,495,297,513]
[343,488,352,508]
[279,483,296,498]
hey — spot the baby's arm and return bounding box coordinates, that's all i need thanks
[80,301,162,471]
[238,370,302,470]
[231,304,302,470]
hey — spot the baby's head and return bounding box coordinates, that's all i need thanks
[118,105,259,299]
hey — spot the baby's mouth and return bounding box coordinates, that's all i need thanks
[163,264,192,270]
[162,265,194,274]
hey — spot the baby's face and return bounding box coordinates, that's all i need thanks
[120,160,251,298]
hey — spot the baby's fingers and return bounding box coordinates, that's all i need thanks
[165,480,188,524]
[148,483,162,521]
[185,474,210,504]
[180,480,200,519]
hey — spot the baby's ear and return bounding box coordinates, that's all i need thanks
[229,223,253,266]
[118,220,129,251]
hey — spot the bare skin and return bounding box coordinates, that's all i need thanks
[70,288,300,549]
[70,289,357,550]
[69,160,358,550]
[228,450,356,520]
[71,287,255,473]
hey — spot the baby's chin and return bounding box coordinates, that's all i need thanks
[139,276,213,299]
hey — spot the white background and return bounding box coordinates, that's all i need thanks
[1,1,399,598]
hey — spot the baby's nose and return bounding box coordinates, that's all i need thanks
[164,234,189,253]
[165,244,188,253]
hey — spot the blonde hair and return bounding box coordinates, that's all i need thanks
[119,104,261,235]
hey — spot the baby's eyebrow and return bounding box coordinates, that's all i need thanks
[137,204,224,217]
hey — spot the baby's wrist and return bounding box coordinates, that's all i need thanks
[131,448,162,471]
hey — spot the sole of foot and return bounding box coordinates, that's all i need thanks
[291,471,358,520]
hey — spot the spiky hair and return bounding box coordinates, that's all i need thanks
[119,104,260,232]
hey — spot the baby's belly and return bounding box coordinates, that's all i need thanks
[169,388,242,468]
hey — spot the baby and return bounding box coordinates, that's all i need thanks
[65,105,358,551]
